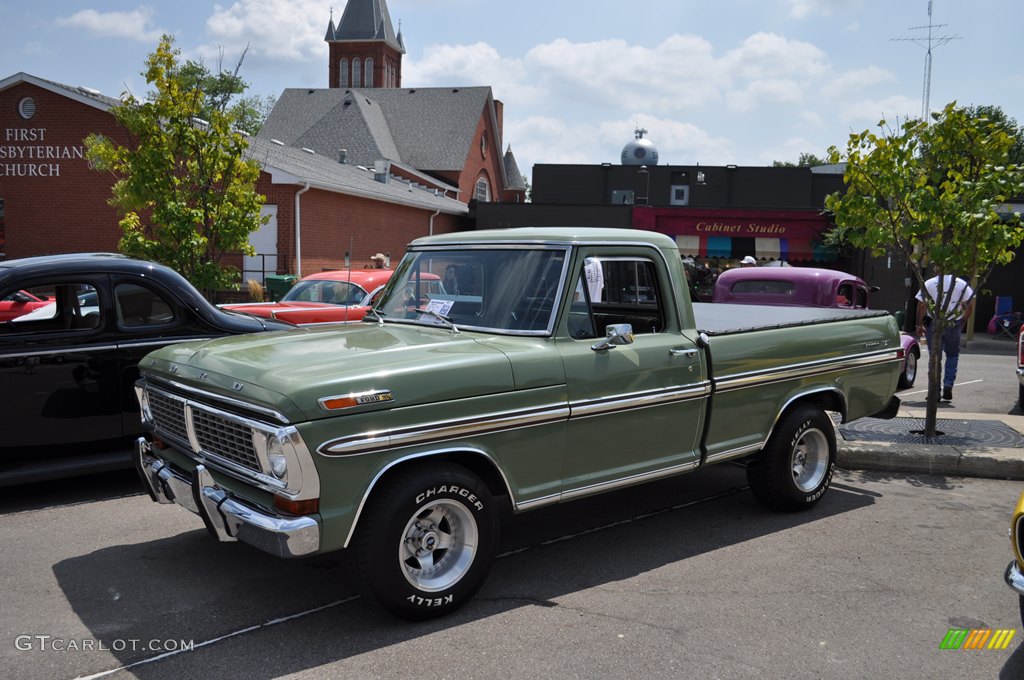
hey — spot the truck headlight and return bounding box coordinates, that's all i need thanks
[267,432,289,479]
[137,386,153,424]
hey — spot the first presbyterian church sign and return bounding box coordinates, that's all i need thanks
[0,127,85,177]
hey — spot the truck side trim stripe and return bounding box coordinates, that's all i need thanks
[558,460,702,503]
[320,403,571,456]
[713,349,901,392]
[569,384,710,418]
[319,347,890,458]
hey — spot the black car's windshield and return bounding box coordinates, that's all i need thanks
[375,247,569,334]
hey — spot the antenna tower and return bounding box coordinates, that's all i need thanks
[891,1,961,122]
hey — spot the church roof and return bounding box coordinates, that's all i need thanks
[259,86,495,174]
[0,72,120,111]
[503,146,527,191]
[245,135,466,214]
[325,0,405,53]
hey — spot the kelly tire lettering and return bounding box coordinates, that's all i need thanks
[746,405,836,512]
[353,462,499,621]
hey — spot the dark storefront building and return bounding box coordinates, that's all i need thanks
[477,131,1024,330]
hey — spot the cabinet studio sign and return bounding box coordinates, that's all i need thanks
[1,128,85,177]
[694,222,788,235]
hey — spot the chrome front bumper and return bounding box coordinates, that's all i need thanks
[134,437,320,558]
[1005,561,1024,596]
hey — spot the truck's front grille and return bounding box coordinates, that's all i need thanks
[149,390,188,442]
[145,386,265,476]
[192,409,261,472]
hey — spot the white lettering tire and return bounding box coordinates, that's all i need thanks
[746,405,836,511]
[353,462,498,620]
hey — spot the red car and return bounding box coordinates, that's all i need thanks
[0,289,52,321]
[223,269,444,324]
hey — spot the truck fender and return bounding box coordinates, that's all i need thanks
[342,447,515,549]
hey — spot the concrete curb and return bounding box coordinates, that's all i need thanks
[838,440,1024,481]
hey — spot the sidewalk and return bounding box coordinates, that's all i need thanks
[837,333,1024,480]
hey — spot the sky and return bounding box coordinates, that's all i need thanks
[2,0,1021,182]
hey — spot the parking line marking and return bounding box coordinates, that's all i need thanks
[899,379,983,397]
[72,596,358,680]
[72,482,747,678]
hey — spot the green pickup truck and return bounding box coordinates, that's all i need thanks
[134,228,901,619]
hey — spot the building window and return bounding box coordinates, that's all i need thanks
[474,176,490,202]
[365,58,374,87]
[352,58,361,87]
[18,97,36,120]
[480,130,488,159]
[339,59,349,88]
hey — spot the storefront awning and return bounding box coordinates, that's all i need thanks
[632,207,837,262]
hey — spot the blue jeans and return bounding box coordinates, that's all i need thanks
[925,322,961,388]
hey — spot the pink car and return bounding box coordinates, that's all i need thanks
[713,266,920,389]
[223,269,444,324]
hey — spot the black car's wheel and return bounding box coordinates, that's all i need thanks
[747,405,836,511]
[897,349,918,389]
[353,462,499,620]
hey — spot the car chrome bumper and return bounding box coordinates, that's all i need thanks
[134,437,320,558]
[1005,561,1024,596]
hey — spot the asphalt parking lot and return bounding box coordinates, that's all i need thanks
[3,464,1023,679]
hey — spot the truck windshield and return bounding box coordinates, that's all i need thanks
[374,247,569,334]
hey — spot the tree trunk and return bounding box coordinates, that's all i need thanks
[923,316,947,438]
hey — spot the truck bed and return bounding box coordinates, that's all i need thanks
[693,302,891,336]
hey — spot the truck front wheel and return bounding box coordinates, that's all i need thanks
[353,463,499,620]
[747,405,836,511]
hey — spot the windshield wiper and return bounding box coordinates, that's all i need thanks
[413,308,459,333]
[363,307,387,326]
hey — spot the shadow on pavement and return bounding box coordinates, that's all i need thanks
[49,465,876,679]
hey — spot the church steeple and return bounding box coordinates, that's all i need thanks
[325,0,405,89]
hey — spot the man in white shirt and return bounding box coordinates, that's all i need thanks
[914,270,975,401]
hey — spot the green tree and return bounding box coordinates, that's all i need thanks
[825,102,1024,436]
[965,104,1024,165]
[177,57,275,135]
[771,152,827,168]
[86,35,266,295]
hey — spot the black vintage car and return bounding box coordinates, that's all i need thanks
[0,253,294,485]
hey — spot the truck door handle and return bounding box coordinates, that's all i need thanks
[670,348,699,358]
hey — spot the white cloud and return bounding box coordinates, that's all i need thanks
[726,78,804,112]
[199,0,325,62]
[721,33,830,82]
[523,35,725,112]
[787,0,861,20]
[840,95,921,126]
[403,42,541,105]
[56,7,164,43]
[820,65,895,98]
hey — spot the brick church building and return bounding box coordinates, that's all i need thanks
[0,0,526,282]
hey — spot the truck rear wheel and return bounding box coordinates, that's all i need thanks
[747,405,835,511]
[353,463,498,620]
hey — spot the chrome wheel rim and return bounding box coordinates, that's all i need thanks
[903,352,917,384]
[791,428,829,492]
[399,499,478,592]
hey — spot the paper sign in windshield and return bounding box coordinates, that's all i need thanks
[424,299,454,317]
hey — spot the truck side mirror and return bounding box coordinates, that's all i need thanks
[591,323,634,351]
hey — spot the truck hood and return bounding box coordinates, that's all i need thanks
[143,323,515,422]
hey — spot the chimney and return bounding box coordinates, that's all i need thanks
[373,159,391,183]
[338,149,348,164]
